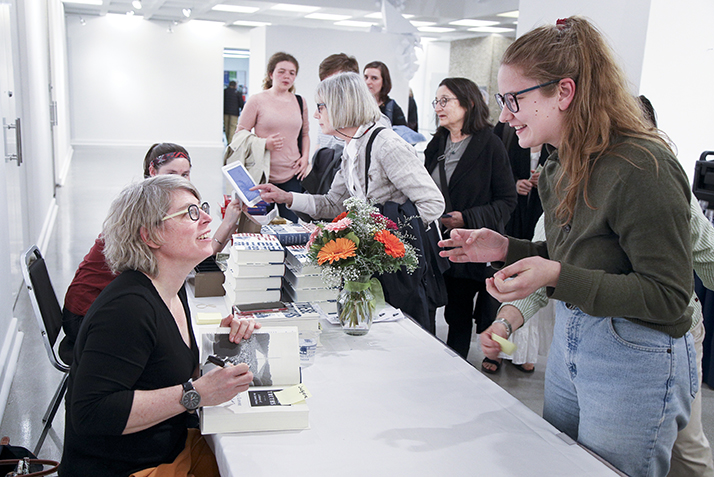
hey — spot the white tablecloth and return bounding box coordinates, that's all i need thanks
[204,315,619,477]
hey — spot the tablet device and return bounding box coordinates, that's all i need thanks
[222,162,262,207]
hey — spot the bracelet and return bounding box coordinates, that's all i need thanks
[493,318,512,338]
[213,237,224,246]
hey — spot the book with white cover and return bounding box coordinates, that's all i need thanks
[225,287,282,306]
[230,233,285,264]
[283,282,339,302]
[200,326,308,434]
[224,269,282,291]
[284,245,320,275]
[284,263,324,289]
[234,301,321,335]
[225,262,285,278]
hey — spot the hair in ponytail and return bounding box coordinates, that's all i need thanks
[501,16,670,224]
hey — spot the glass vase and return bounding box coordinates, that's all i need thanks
[337,277,376,336]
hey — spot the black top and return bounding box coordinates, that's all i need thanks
[380,98,407,126]
[493,121,549,240]
[425,128,517,280]
[60,271,198,477]
[224,87,244,116]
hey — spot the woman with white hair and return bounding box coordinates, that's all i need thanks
[255,72,443,224]
[255,72,444,328]
[61,175,259,477]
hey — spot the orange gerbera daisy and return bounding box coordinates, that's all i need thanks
[317,237,357,265]
[374,230,405,258]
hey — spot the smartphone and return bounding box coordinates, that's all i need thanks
[233,301,288,315]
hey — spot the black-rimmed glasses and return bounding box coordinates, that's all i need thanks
[431,97,458,109]
[162,202,210,222]
[494,79,561,113]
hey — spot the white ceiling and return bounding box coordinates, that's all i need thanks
[61,0,520,41]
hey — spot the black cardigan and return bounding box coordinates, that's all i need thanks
[425,128,517,280]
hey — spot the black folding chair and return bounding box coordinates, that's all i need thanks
[20,245,70,456]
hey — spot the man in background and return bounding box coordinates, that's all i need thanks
[224,80,244,142]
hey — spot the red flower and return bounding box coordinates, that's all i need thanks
[374,230,405,258]
[333,212,348,222]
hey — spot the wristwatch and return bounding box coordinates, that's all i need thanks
[180,379,201,412]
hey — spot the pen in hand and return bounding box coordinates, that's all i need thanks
[207,355,231,367]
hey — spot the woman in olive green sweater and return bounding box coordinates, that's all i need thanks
[439,17,696,477]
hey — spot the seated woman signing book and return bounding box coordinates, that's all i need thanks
[60,176,260,477]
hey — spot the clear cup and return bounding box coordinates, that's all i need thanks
[299,331,318,367]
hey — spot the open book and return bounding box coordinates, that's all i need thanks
[199,326,308,433]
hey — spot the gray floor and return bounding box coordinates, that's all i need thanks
[1,146,713,471]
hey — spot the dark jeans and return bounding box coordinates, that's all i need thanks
[272,176,302,223]
[443,275,499,359]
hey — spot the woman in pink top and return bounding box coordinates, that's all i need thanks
[238,52,310,222]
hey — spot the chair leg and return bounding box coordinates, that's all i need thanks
[35,373,69,456]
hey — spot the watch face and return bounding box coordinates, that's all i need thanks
[181,390,201,410]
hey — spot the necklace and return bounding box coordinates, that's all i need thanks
[336,123,375,140]
[444,136,469,157]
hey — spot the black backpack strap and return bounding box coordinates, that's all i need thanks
[296,94,304,155]
[364,126,386,194]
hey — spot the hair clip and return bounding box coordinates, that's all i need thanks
[556,18,569,29]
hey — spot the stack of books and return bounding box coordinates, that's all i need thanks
[224,234,285,307]
[283,245,338,315]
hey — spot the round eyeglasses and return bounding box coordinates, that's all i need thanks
[162,202,210,222]
[432,97,458,109]
[494,79,561,114]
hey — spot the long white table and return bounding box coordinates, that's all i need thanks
[198,307,620,477]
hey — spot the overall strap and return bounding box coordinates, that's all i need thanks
[364,127,386,194]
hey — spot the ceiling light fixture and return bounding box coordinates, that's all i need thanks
[449,19,499,27]
[212,5,260,14]
[232,20,271,27]
[410,20,435,27]
[418,26,455,33]
[468,26,515,33]
[305,13,351,21]
[497,10,519,18]
[334,20,374,28]
[132,0,142,10]
[182,8,191,17]
[62,0,103,5]
[271,4,320,13]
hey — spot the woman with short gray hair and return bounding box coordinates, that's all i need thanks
[256,72,444,329]
[256,72,443,224]
[61,175,260,476]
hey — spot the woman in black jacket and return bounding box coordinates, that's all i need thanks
[425,77,517,362]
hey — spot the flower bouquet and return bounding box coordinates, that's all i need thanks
[306,197,418,335]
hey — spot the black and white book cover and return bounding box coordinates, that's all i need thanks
[200,327,308,433]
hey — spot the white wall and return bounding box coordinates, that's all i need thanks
[66,14,251,149]
[518,0,710,184]
[640,0,714,183]
[48,0,73,185]
[412,39,451,136]
[517,0,652,91]
[249,25,414,156]
[15,0,57,250]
